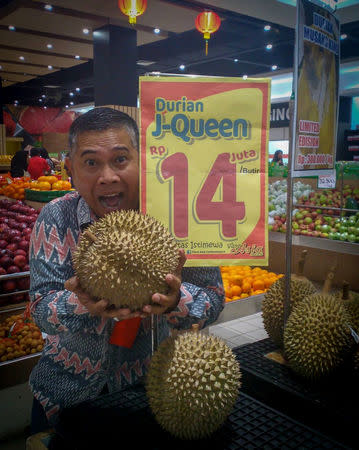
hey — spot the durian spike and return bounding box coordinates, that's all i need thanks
[83,230,97,242]
[322,263,337,294]
[341,281,350,301]
[291,250,308,281]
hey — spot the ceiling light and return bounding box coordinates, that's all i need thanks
[272,65,278,71]
[179,64,185,71]
[154,28,160,34]
[65,105,69,108]
[44,106,47,109]
[137,60,155,66]
[39,99,43,102]
[266,44,273,50]
[243,75,248,80]
[234,58,239,62]
[8,25,16,31]
[42,94,46,98]
[19,56,25,61]
[44,4,53,11]
[75,87,80,92]
[264,25,271,31]
[47,65,53,70]
[340,33,347,40]
[70,102,74,105]
[75,55,80,59]
[83,28,90,35]
[69,92,74,97]
[47,44,53,49]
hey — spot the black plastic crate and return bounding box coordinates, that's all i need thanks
[53,383,348,450]
[232,339,358,448]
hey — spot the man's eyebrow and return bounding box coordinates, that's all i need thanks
[79,147,129,158]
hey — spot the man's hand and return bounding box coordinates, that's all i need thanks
[142,249,187,316]
[64,277,143,321]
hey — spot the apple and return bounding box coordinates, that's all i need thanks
[14,254,27,268]
[7,265,20,274]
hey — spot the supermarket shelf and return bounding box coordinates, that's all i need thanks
[0,289,29,299]
[0,301,28,314]
[0,271,29,281]
[269,231,359,255]
[212,293,264,325]
[0,352,41,389]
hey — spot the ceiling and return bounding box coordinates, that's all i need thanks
[1,0,359,108]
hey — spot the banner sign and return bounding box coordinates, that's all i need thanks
[139,76,270,266]
[293,0,339,176]
[270,102,290,128]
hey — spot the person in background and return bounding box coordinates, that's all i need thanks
[272,149,284,166]
[38,147,56,172]
[10,144,32,178]
[27,147,51,179]
[28,107,224,435]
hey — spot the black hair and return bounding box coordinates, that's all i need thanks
[272,150,283,162]
[68,107,139,157]
[38,147,50,159]
[30,147,40,157]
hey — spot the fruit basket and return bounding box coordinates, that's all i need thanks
[25,188,71,202]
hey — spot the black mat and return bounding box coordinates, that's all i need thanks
[53,383,348,450]
[232,339,358,448]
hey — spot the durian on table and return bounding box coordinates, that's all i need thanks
[146,327,241,440]
[72,210,180,310]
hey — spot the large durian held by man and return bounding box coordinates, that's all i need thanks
[73,209,180,310]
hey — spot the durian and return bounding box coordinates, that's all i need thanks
[334,282,359,332]
[146,329,241,440]
[73,210,179,309]
[261,277,317,348]
[283,294,353,379]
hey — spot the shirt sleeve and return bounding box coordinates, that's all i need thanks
[29,201,105,335]
[165,266,225,330]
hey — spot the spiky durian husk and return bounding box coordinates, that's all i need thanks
[73,210,179,309]
[146,331,241,440]
[261,277,317,348]
[283,294,353,379]
[334,290,359,332]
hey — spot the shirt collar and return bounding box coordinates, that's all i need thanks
[77,196,98,231]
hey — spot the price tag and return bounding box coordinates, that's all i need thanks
[318,174,336,189]
[139,76,270,266]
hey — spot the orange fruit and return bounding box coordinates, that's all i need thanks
[37,181,51,191]
[231,285,242,297]
[241,282,251,293]
[252,279,265,291]
[52,181,64,190]
[61,180,72,190]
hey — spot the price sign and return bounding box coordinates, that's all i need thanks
[318,173,336,189]
[139,76,270,266]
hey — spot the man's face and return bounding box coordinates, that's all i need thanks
[66,127,139,218]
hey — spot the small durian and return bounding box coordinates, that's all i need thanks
[146,328,241,440]
[334,281,359,332]
[261,277,317,348]
[283,293,353,379]
[73,210,179,309]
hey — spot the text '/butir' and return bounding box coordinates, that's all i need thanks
[152,97,251,143]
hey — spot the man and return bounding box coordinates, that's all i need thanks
[29,107,224,432]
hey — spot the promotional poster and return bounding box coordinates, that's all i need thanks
[139,76,270,266]
[293,0,340,175]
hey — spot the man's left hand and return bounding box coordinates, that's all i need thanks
[142,248,186,316]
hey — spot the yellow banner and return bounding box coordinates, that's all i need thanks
[139,76,270,266]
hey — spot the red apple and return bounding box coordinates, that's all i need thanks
[7,265,20,274]
[14,254,27,268]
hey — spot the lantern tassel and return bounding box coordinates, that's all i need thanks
[205,39,208,56]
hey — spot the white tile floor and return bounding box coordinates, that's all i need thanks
[208,311,268,349]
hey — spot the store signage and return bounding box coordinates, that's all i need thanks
[139,76,270,266]
[318,173,336,188]
[292,0,339,177]
[270,102,290,128]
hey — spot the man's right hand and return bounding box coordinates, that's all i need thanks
[64,276,145,321]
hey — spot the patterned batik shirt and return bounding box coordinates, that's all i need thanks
[28,192,225,424]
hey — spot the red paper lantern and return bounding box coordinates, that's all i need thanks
[118,0,147,24]
[195,11,221,55]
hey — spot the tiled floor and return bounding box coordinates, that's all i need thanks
[208,311,268,348]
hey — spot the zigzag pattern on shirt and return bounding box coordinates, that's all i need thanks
[48,293,69,332]
[116,355,151,385]
[33,390,60,420]
[31,221,77,264]
[46,334,60,355]
[67,292,89,315]
[95,317,107,335]
[53,347,101,379]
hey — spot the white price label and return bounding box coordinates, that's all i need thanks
[318,174,336,189]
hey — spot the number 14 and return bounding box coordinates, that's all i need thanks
[160,152,245,239]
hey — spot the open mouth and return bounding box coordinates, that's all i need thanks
[98,193,124,209]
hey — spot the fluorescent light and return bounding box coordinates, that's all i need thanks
[44,4,53,11]
[83,28,90,35]
[8,25,16,31]
[266,44,273,50]
[272,65,278,71]
[243,75,248,80]
[19,56,25,61]
[69,92,74,97]
[75,87,80,92]
[48,65,53,70]
[264,25,271,31]
[75,55,80,59]
[154,28,160,34]
[234,58,239,62]
[179,64,185,70]
[340,33,348,40]
[47,44,53,49]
